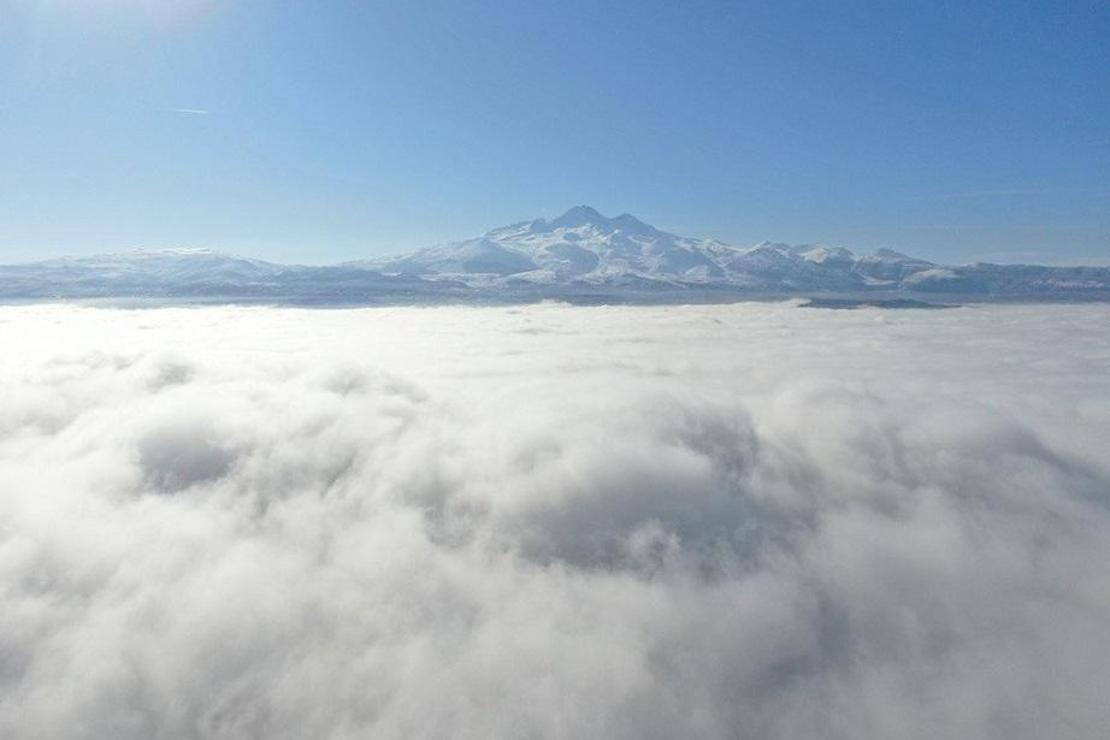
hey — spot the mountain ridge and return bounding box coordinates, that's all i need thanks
[3,207,1108,302]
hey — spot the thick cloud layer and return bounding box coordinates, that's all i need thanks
[1,302,1108,739]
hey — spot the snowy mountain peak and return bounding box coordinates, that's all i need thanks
[530,206,657,236]
[798,246,855,264]
[609,212,655,234]
[549,205,605,228]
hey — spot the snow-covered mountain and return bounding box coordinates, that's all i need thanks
[0,249,280,298]
[2,208,1108,302]
[361,206,731,286]
[0,248,465,302]
[357,206,1110,297]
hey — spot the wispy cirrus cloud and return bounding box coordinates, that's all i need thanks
[163,107,209,116]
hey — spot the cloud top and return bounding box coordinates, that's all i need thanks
[1,302,1108,739]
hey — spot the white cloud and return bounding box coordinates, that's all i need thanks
[0,302,1109,739]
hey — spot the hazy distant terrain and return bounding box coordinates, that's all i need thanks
[2,301,1108,739]
[3,208,1108,303]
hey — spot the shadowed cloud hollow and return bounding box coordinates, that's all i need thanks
[0,302,1109,739]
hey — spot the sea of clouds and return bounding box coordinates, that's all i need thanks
[1,301,1108,739]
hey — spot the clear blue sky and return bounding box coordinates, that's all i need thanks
[1,0,1108,265]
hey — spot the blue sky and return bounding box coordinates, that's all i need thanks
[1,0,1107,264]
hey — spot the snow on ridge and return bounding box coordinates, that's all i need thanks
[338,207,1110,298]
[3,207,1109,299]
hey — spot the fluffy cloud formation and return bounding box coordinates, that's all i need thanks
[1,302,1109,739]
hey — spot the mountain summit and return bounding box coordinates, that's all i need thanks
[539,206,655,235]
[548,205,606,229]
